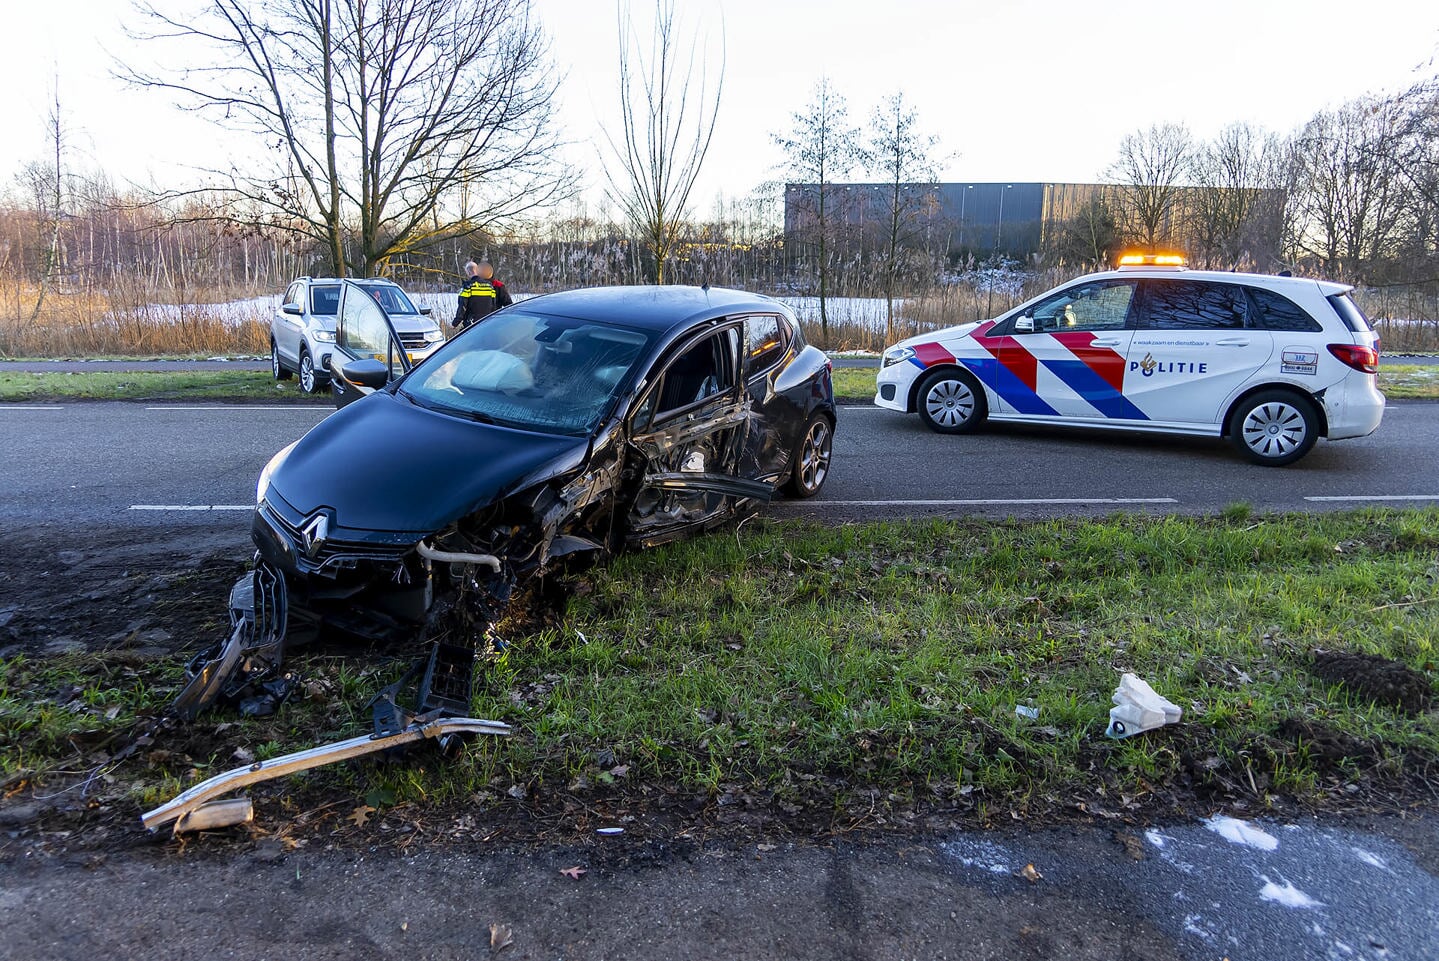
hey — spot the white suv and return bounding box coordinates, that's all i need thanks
[272,277,444,393]
[875,260,1384,465]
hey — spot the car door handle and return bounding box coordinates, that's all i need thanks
[1216,337,1251,347]
[1090,338,1122,348]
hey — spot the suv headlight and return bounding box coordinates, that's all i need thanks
[311,329,337,343]
[882,346,915,368]
[423,329,444,343]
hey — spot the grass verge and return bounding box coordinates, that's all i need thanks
[830,364,1439,402]
[2,510,1436,846]
[0,370,328,402]
[0,364,1433,404]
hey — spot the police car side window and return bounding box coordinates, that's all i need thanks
[1140,281,1246,330]
[1247,288,1322,332]
[1030,281,1136,332]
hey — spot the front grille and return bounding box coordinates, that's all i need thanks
[398,332,431,350]
[260,501,411,575]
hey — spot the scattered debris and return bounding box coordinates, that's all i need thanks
[348,805,376,828]
[1309,649,1432,714]
[1017,863,1043,883]
[596,826,625,837]
[1106,673,1182,738]
[1014,704,1040,720]
[142,715,510,833]
[559,865,586,880]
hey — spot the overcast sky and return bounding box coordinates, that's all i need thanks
[2,0,1436,214]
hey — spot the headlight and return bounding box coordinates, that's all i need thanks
[882,346,915,368]
[423,329,444,343]
[256,440,300,504]
[311,329,336,343]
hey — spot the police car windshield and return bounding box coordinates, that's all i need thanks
[399,311,653,436]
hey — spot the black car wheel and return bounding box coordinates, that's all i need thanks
[299,349,322,394]
[1230,389,1319,466]
[785,414,832,498]
[917,367,987,434]
[271,340,292,381]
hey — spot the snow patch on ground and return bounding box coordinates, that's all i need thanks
[1259,877,1323,909]
[938,838,1014,876]
[1205,816,1280,852]
[1350,848,1388,870]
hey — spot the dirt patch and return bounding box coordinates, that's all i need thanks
[1309,649,1434,714]
[0,528,248,660]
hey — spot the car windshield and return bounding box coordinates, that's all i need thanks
[399,310,653,435]
[362,284,418,315]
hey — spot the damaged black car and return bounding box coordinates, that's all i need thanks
[175,284,835,723]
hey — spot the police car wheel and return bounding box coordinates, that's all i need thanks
[271,341,292,381]
[917,368,987,435]
[1231,389,1318,467]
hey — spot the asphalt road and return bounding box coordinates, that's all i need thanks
[1,400,1435,536]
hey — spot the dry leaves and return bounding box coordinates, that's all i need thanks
[348,804,376,827]
[489,922,513,952]
[1017,863,1043,883]
[559,865,586,880]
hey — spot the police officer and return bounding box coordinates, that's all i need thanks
[452,260,512,329]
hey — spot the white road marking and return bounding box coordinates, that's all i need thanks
[840,405,880,410]
[129,505,253,511]
[144,405,326,411]
[0,406,64,410]
[792,497,1180,507]
[1304,494,1439,502]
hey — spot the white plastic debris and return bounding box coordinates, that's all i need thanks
[1105,673,1182,738]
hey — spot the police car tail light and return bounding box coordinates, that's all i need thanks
[1327,344,1379,374]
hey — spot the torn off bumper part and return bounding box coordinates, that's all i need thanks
[142,715,511,834]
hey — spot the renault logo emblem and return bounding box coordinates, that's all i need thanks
[300,513,330,558]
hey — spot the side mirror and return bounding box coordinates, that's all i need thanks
[337,357,391,391]
[419,306,433,316]
[1014,316,1035,333]
[282,303,303,316]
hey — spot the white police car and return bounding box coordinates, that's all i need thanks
[875,256,1384,466]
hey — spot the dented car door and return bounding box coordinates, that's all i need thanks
[625,322,773,545]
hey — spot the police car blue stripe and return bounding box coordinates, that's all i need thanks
[1041,360,1149,421]
[964,358,1059,416]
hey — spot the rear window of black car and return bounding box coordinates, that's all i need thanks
[1246,288,1322,332]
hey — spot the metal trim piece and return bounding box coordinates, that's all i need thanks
[142,716,511,833]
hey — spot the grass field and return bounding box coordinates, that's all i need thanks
[2,510,1435,836]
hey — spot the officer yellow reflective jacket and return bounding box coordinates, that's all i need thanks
[452,275,513,328]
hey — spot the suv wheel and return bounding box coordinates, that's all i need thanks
[271,341,292,381]
[1231,390,1319,466]
[298,349,321,394]
[917,368,987,434]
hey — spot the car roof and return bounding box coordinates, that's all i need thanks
[512,285,787,334]
[1079,267,1351,297]
[297,277,402,288]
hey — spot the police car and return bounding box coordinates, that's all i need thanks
[874,256,1385,465]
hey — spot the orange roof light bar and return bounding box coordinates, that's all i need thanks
[1117,252,1188,268]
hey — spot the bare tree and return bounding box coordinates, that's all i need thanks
[604,0,724,285]
[21,78,71,320]
[123,0,571,277]
[1290,94,1408,281]
[866,91,940,341]
[773,78,861,336]
[1107,123,1193,251]
[1185,123,1292,269]
[1047,191,1121,270]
